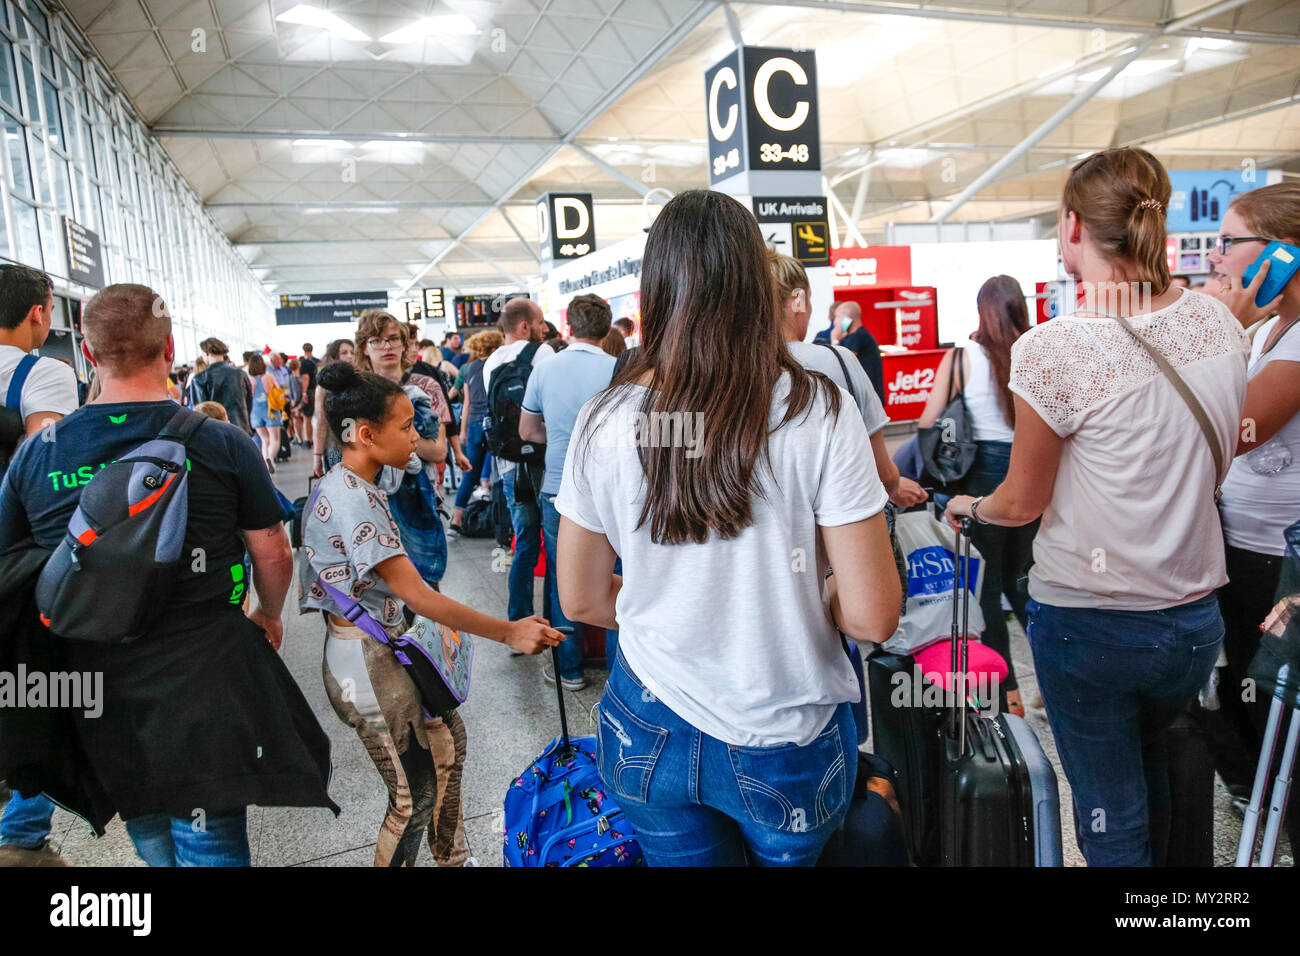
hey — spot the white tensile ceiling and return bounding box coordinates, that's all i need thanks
[60,0,1300,299]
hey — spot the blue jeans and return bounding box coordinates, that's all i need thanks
[453,420,488,511]
[960,440,1037,694]
[1026,594,1223,866]
[124,809,251,867]
[597,650,857,866]
[503,469,543,622]
[0,791,55,849]
[541,493,583,681]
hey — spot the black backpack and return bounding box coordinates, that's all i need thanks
[36,408,206,643]
[0,354,37,479]
[484,342,546,465]
[459,497,496,538]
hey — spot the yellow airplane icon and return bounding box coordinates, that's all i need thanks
[797,222,827,252]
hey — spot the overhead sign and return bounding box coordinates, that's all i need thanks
[405,302,422,322]
[753,196,829,266]
[275,290,388,325]
[705,46,821,196]
[422,287,446,319]
[537,192,596,269]
[62,218,105,289]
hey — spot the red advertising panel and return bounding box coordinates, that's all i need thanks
[882,348,946,422]
[831,245,912,289]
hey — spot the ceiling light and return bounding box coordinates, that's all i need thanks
[380,14,478,44]
[276,5,371,42]
[1189,37,1233,51]
[291,139,352,149]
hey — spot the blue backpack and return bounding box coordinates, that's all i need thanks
[35,407,206,643]
[503,642,644,867]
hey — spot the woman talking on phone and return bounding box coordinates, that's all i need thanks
[943,147,1248,866]
[1201,182,1300,847]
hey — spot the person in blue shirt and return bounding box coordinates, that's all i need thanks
[519,294,617,690]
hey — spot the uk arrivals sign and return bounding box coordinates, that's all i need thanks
[705,47,821,197]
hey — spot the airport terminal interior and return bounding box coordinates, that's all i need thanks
[0,0,1298,870]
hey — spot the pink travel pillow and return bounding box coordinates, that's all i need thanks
[914,640,1009,691]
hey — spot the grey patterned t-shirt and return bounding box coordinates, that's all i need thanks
[298,464,408,628]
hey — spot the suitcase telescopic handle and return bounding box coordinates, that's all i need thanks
[552,627,577,763]
[949,519,973,750]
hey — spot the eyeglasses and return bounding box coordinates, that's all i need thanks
[1216,235,1274,256]
[366,335,403,350]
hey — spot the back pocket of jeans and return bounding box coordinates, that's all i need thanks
[594,689,667,805]
[727,721,848,832]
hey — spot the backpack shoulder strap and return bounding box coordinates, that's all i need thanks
[517,341,542,366]
[157,407,207,445]
[6,353,39,410]
[815,341,859,408]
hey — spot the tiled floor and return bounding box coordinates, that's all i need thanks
[13,448,1293,867]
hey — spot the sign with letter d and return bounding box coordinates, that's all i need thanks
[537,192,596,270]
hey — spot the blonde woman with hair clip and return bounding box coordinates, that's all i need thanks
[944,147,1249,867]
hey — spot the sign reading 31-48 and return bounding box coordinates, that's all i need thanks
[705,46,821,196]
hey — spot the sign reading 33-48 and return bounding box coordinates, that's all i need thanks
[704,46,821,196]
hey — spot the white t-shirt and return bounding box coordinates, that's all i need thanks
[556,374,888,747]
[0,345,78,424]
[786,341,888,435]
[1219,316,1300,556]
[963,343,1015,442]
[482,339,554,477]
[1010,289,1248,611]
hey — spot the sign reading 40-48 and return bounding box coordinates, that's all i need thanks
[704,46,821,197]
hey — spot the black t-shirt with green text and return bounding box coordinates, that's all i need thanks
[0,400,283,627]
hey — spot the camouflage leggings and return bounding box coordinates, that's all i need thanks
[323,618,469,866]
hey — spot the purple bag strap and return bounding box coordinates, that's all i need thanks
[307,476,395,646]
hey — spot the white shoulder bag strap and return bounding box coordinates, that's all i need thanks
[1112,315,1224,501]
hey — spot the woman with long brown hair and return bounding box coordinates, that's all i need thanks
[554,189,900,866]
[944,147,1249,866]
[918,274,1034,716]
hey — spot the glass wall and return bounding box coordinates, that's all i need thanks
[0,0,273,364]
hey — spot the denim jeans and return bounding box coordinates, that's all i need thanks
[960,440,1037,695]
[0,791,55,849]
[124,809,251,867]
[1026,594,1223,866]
[540,493,582,681]
[453,420,488,511]
[597,650,857,866]
[502,469,543,622]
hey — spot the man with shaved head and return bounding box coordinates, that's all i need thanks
[0,283,337,866]
[832,300,885,403]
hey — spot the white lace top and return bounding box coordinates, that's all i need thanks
[1009,288,1249,610]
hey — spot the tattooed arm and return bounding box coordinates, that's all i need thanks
[242,522,293,649]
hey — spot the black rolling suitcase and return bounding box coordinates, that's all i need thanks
[939,518,1062,866]
[868,518,1062,866]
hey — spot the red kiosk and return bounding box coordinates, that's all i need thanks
[831,246,943,422]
